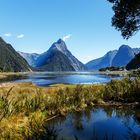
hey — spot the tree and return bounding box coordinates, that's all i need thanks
[108,0,140,39]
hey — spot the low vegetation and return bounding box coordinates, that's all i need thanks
[99,66,125,72]
[0,78,140,139]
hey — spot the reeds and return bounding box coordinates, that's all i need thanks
[0,78,140,139]
[103,78,140,102]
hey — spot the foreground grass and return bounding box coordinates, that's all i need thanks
[0,78,140,139]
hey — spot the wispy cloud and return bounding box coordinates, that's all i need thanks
[17,34,24,39]
[4,33,12,37]
[62,34,71,41]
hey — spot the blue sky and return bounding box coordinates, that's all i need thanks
[1,0,140,63]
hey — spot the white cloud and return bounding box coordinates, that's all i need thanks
[17,34,24,39]
[4,33,12,37]
[62,34,71,41]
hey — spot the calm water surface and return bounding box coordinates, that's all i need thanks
[9,72,140,140]
[14,72,123,86]
[43,107,140,140]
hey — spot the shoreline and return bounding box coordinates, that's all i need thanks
[0,70,131,85]
[0,78,140,139]
[0,70,131,76]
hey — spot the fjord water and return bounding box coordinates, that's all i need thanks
[15,72,122,86]
[12,72,140,139]
[44,107,140,140]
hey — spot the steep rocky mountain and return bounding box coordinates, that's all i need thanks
[86,50,117,70]
[35,39,86,71]
[86,45,140,70]
[112,45,140,67]
[18,52,39,67]
[0,37,31,72]
[36,50,75,71]
[126,52,140,70]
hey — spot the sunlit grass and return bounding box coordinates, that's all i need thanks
[0,78,140,139]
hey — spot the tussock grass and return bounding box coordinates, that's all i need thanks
[103,78,140,102]
[0,78,140,139]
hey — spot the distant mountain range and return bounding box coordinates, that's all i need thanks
[2,35,139,72]
[20,39,86,71]
[86,50,117,70]
[0,37,31,72]
[18,52,39,67]
[86,45,140,70]
[112,45,140,67]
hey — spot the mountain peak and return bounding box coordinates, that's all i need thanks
[34,38,86,71]
[56,38,67,48]
[119,45,131,50]
[112,45,137,67]
[57,38,64,43]
[86,45,140,70]
[50,38,67,53]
